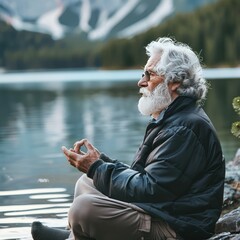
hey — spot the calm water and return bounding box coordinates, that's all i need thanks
[0,70,239,239]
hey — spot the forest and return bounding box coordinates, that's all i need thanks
[0,0,239,70]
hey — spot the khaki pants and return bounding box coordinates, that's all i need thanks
[67,174,178,240]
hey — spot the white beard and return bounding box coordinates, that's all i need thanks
[138,83,172,116]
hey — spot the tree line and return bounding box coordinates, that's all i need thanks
[101,0,240,69]
[0,0,239,70]
[0,25,102,70]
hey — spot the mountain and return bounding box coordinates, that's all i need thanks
[0,0,217,41]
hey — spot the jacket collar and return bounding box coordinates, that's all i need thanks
[148,96,197,127]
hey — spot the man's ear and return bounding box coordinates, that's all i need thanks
[168,82,181,100]
[169,82,181,92]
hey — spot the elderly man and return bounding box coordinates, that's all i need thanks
[31,37,225,240]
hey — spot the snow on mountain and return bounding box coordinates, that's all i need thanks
[88,0,141,40]
[0,0,215,41]
[37,4,65,39]
[117,0,173,38]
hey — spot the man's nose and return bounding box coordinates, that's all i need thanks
[138,76,148,87]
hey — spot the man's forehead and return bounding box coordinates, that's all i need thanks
[145,53,161,71]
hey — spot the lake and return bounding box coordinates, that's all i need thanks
[0,68,239,240]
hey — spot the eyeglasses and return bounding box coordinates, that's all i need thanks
[141,70,159,81]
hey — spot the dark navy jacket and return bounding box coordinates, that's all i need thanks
[87,96,225,240]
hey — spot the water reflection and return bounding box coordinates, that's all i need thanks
[205,79,240,159]
[0,188,71,239]
[0,188,66,196]
[0,78,239,239]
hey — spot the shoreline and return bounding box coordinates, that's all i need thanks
[0,67,239,85]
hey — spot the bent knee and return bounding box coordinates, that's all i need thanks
[75,174,88,188]
[69,194,97,225]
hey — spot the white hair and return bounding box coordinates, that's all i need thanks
[145,37,208,101]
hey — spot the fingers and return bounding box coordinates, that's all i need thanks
[62,146,78,163]
[68,158,76,167]
[74,139,95,153]
[61,145,96,173]
[84,140,95,151]
[81,140,100,157]
[62,137,101,173]
[73,139,87,153]
[70,147,85,155]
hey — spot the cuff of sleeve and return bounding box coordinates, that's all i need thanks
[99,153,117,163]
[87,159,104,179]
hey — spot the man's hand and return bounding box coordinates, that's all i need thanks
[62,139,100,173]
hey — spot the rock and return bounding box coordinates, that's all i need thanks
[208,232,240,240]
[208,207,240,239]
[223,149,240,210]
[207,150,240,240]
[215,207,240,234]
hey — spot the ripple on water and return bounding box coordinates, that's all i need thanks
[0,187,71,240]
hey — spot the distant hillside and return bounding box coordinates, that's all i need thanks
[100,0,240,68]
[0,0,238,70]
[0,0,217,41]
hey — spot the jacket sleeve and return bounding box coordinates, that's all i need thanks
[87,126,207,203]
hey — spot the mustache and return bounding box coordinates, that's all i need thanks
[139,88,151,97]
